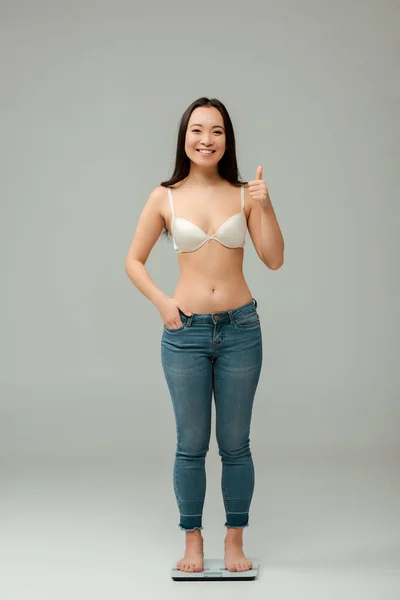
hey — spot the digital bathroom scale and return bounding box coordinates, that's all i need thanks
[171,557,259,581]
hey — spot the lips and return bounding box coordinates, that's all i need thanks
[196,149,215,153]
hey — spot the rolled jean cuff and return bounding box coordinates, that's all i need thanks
[179,513,203,531]
[224,512,249,528]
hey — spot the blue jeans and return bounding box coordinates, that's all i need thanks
[161,298,263,531]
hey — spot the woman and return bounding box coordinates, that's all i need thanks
[124,97,284,574]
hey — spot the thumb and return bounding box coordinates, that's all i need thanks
[178,306,192,316]
[256,165,263,180]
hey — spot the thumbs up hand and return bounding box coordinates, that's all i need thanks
[248,165,270,208]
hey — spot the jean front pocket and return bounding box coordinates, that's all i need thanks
[163,314,189,333]
[232,307,260,329]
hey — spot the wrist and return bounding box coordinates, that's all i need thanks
[152,290,168,309]
[260,197,271,211]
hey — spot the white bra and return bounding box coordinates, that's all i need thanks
[167,185,247,254]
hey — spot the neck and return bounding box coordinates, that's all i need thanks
[184,164,223,187]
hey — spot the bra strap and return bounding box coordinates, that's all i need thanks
[241,184,245,209]
[167,187,175,217]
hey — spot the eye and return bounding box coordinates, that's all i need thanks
[192,129,223,134]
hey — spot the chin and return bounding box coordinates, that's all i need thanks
[191,152,220,162]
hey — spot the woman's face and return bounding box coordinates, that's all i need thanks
[185,106,227,166]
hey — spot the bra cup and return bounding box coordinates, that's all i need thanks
[212,212,247,248]
[172,217,209,253]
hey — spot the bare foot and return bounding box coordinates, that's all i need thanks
[176,531,204,572]
[224,539,252,572]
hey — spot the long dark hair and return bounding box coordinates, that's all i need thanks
[159,97,247,240]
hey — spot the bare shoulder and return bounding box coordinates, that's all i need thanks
[148,184,167,204]
[151,185,170,220]
[124,185,168,264]
[145,184,169,217]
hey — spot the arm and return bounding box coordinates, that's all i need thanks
[124,186,169,307]
[246,184,284,269]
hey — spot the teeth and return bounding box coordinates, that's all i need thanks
[198,150,213,153]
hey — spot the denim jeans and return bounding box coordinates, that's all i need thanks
[161,298,263,531]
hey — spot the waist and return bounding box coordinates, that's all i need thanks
[173,278,252,313]
[178,298,258,324]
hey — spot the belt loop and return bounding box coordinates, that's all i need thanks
[253,298,257,308]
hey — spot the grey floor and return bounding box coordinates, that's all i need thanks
[1,453,399,600]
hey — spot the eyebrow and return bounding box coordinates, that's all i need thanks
[190,123,225,130]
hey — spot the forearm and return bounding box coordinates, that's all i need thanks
[260,201,284,269]
[124,259,167,307]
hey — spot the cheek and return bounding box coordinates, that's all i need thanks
[185,136,195,149]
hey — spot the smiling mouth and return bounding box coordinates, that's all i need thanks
[196,149,215,153]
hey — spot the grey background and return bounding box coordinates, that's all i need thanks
[1,0,399,598]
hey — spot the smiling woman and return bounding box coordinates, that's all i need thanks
[124,96,284,574]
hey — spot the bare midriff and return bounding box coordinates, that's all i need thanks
[172,242,253,313]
